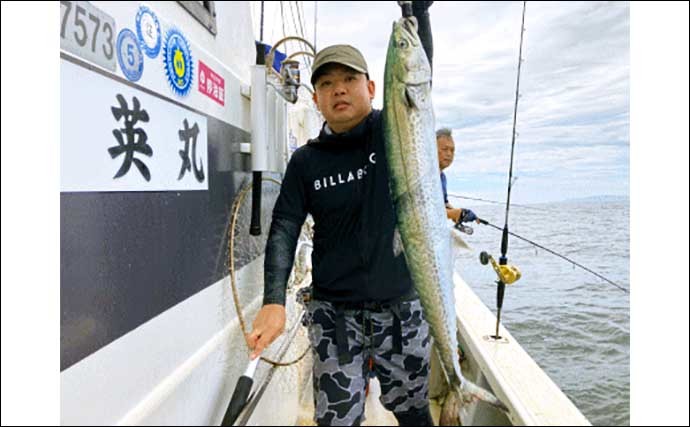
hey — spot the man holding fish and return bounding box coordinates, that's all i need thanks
[247,3,505,425]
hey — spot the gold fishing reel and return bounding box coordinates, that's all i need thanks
[480,251,521,285]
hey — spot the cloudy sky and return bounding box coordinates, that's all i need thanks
[254,1,630,204]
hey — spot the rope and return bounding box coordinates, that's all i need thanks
[228,178,310,367]
[447,192,551,212]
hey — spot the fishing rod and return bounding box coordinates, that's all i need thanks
[480,1,527,341]
[478,218,628,293]
[448,192,551,212]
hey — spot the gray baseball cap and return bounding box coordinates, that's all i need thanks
[310,44,369,85]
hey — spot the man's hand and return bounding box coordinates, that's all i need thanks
[446,207,462,223]
[447,207,481,224]
[245,304,286,360]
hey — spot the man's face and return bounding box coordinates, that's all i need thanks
[312,64,376,133]
[437,136,455,170]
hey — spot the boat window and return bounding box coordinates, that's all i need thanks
[177,1,217,35]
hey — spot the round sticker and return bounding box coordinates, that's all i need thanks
[116,29,144,82]
[136,6,161,58]
[163,28,193,96]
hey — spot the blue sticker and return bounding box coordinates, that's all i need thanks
[136,6,161,58]
[163,28,193,97]
[116,29,144,82]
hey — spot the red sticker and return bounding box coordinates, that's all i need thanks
[198,60,225,106]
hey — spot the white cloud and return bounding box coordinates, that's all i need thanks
[254,1,629,203]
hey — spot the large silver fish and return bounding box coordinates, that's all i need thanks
[383,17,508,425]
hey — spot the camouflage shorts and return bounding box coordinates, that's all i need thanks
[307,298,431,426]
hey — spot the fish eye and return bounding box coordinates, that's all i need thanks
[398,39,408,49]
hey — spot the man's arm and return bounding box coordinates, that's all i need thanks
[246,152,308,359]
[246,217,302,359]
[263,218,303,306]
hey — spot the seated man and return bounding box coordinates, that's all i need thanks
[436,128,479,224]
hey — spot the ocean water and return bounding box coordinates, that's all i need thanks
[452,200,630,426]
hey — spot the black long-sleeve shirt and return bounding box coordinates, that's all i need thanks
[263,109,414,305]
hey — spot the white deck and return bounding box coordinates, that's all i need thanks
[452,272,591,426]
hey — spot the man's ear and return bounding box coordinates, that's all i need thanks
[368,80,376,101]
[312,91,319,108]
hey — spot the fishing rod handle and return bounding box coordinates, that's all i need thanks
[221,376,254,426]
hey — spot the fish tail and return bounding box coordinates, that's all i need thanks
[439,381,509,425]
[451,226,470,250]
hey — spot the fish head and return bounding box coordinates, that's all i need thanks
[386,17,431,87]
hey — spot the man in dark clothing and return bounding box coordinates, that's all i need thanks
[246,44,434,426]
[436,127,479,225]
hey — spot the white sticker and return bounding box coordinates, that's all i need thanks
[60,1,117,71]
[61,59,208,192]
[136,5,161,58]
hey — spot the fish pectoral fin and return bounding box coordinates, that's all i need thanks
[404,84,429,110]
[403,86,416,109]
